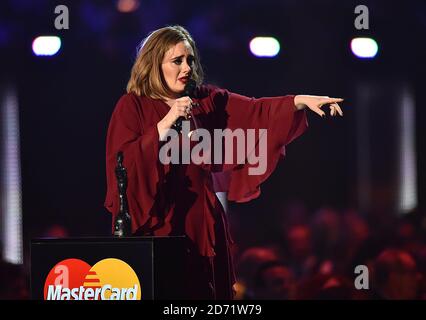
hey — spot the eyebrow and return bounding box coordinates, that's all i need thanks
[171,54,194,60]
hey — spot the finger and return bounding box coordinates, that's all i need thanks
[324,97,344,104]
[335,103,344,116]
[330,105,335,116]
[178,107,187,117]
[184,107,190,119]
[312,108,326,117]
[178,97,193,105]
[187,104,194,119]
[185,105,192,119]
[331,103,343,116]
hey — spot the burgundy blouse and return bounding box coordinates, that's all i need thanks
[105,85,308,257]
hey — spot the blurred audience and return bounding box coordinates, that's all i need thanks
[233,205,426,300]
[252,260,296,299]
[370,248,420,299]
[40,224,69,238]
[234,246,280,299]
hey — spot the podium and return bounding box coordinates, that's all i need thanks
[31,236,188,300]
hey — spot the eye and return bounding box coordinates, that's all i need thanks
[173,59,182,65]
[187,57,195,65]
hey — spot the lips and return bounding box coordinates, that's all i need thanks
[178,77,188,84]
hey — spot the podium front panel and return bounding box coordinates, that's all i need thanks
[31,236,187,300]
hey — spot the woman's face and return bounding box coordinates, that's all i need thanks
[161,40,195,98]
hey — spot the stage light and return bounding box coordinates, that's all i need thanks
[117,0,140,13]
[351,37,378,58]
[1,85,23,264]
[249,37,280,58]
[32,36,61,56]
[399,87,417,214]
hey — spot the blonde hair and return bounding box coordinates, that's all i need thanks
[126,25,204,99]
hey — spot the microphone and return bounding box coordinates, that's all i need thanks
[173,78,197,133]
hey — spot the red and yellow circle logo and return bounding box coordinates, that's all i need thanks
[43,258,141,300]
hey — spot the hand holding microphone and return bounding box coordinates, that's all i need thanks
[157,79,197,138]
[173,78,197,133]
[169,96,193,132]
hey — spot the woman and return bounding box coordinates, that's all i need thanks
[105,25,343,299]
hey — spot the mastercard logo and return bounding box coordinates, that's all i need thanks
[43,258,141,300]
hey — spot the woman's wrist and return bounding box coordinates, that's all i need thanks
[294,95,307,111]
[157,118,172,136]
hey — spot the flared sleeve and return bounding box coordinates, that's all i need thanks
[208,87,308,202]
[104,94,162,233]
